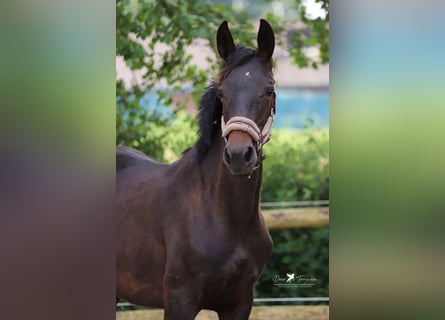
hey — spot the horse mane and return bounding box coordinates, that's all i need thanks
[195,83,221,163]
[195,46,259,163]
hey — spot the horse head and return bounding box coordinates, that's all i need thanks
[216,19,276,176]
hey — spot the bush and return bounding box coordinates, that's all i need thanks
[254,129,329,301]
[262,128,329,202]
[255,227,329,301]
[116,84,197,163]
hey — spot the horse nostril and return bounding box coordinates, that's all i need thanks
[224,147,232,164]
[243,146,254,163]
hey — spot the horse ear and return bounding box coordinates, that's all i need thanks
[216,21,236,60]
[257,19,275,61]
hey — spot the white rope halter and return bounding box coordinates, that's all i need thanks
[219,92,276,177]
[220,110,274,152]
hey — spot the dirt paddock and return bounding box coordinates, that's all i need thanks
[116,305,329,320]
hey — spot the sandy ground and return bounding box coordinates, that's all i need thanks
[117,305,329,320]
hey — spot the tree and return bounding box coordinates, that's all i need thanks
[116,0,255,159]
[290,0,329,68]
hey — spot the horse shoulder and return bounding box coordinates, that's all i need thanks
[249,211,274,263]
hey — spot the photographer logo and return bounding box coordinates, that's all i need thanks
[272,273,318,287]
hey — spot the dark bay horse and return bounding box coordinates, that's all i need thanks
[117,19,276,320]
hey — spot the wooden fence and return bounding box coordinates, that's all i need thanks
[263,207,329,229]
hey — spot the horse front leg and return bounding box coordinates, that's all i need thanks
[217,288,254,320]
[162,273,200,320]
[163,288,200,320]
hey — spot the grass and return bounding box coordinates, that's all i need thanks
[116,305,329,320]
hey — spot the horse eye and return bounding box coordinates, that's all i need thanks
[264,87,275,97]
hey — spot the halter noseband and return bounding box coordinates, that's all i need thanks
[220,94,276,175]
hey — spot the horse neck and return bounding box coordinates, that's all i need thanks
[200,137,263,230]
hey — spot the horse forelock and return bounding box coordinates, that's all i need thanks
[216,46,257,85]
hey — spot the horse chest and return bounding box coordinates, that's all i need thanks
[194,246,253,299]
[220,245,253,275]
[186,216,272,280]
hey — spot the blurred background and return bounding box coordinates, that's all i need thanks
[116,0,329,319]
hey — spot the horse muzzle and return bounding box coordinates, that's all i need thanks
[223,131,258,175]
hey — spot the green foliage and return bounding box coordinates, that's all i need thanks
[117,0,255,101]
[255,227,329,300]
[255,128,329,300]
[290,0,329,68]
[262,128,329,202]
[116,80,197,161]
[116,80,169,160]
[116,0,256,157]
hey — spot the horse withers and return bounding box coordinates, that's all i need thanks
[117,19,276,320]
